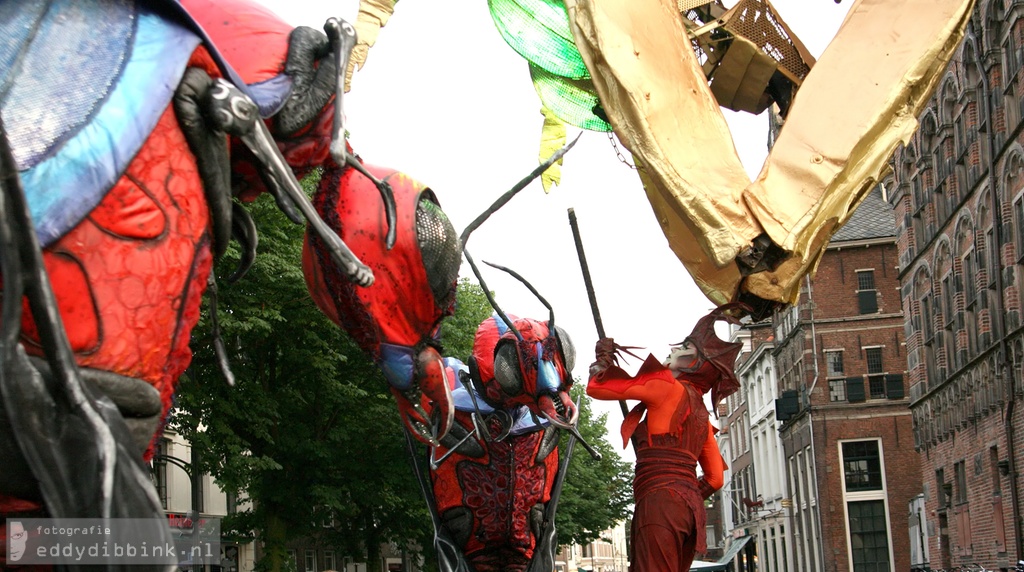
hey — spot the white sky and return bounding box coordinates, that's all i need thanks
[255,0,853,453]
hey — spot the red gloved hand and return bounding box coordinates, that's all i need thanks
[589,337,617,377]
[589,338,643,377]
[698,476,717,500]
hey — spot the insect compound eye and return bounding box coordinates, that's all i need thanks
[492,341,525,398]
[415,196,461,309]
[555,326,575,374]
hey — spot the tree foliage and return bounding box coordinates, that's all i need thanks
[555,384,634,546]
[438,277,493,360]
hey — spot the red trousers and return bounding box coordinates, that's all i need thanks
[630,488,699,572]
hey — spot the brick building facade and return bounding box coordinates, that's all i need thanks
[888,0,1024,568]
[775,190,918,572]
[718,190,920,572]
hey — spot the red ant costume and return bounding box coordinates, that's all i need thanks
[587,305,743,572]
[429,313,576,572]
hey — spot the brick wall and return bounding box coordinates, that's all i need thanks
[811,407,918,572]
[889,0,1024,565]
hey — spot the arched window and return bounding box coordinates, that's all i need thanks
[1007,153,1024,263]
[983,0,1004,51]
[936,241,958,375]
[963,40,984,133]
[980,360,995,411]
[914,266,937,390]
[920,114,937,168]
[939,78,958,128]
[1015,340,1024,397]
[955,215,978,359]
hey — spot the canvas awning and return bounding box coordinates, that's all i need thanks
[718,535,753,564]
[691,559,729,570]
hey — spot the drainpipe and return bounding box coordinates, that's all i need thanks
[976,23,1024,558]
[804,274,827,571]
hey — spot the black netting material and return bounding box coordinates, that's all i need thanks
[416,196,462,308]
[493,343,525,398]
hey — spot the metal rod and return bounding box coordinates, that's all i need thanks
[567,208,629,419]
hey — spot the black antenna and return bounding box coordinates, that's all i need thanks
[458,134,581,341]
[459,133,581,248]
[481,261,555,333]
[462,249,522,340]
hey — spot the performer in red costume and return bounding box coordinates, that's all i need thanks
[587,305,744,572]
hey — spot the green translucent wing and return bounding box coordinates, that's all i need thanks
[531,64,611,131]
[488,0,589,80]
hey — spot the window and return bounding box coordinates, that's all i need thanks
[827,351,844,377]
[856,270,878,314]
[937,468,949,508]
[954,460,968,505]
[848,500,892,572]
[841,440,891,572]
[324,551,336,571]
[830,379,848,402]
[1015,197,1024,262]
[921,295,934,342]
[865,347,886,399]
[287,550,298,572]
[866,348,883,374]
[963,252,977,306]
[935,183,949,222]
[941,274,955,328]
[842,441,883,492]
[827,350,846,402]
[305,549,316,572]
[1006,37,1021,80]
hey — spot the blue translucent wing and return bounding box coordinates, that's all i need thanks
[0,0,200,247]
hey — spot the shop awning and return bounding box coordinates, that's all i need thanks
[718,535,753,564]
[691,559,729,570]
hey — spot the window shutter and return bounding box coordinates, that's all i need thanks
[886,374,905,399]
[858,290,879,314]
[847,376,866,403]
[775,390,800,420]
[994,493,1007,552]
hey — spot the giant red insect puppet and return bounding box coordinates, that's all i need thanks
[0,0,386,564]
[303,127,599,570]
[424,313,574,572]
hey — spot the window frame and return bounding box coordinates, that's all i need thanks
[839,438,895,572]
[855,270,879,314]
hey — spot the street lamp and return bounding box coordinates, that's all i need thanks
[151,442,202,572]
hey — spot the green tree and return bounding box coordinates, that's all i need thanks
[438,278,493,359]
[172,191,430,572]
[555,384,634,546]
